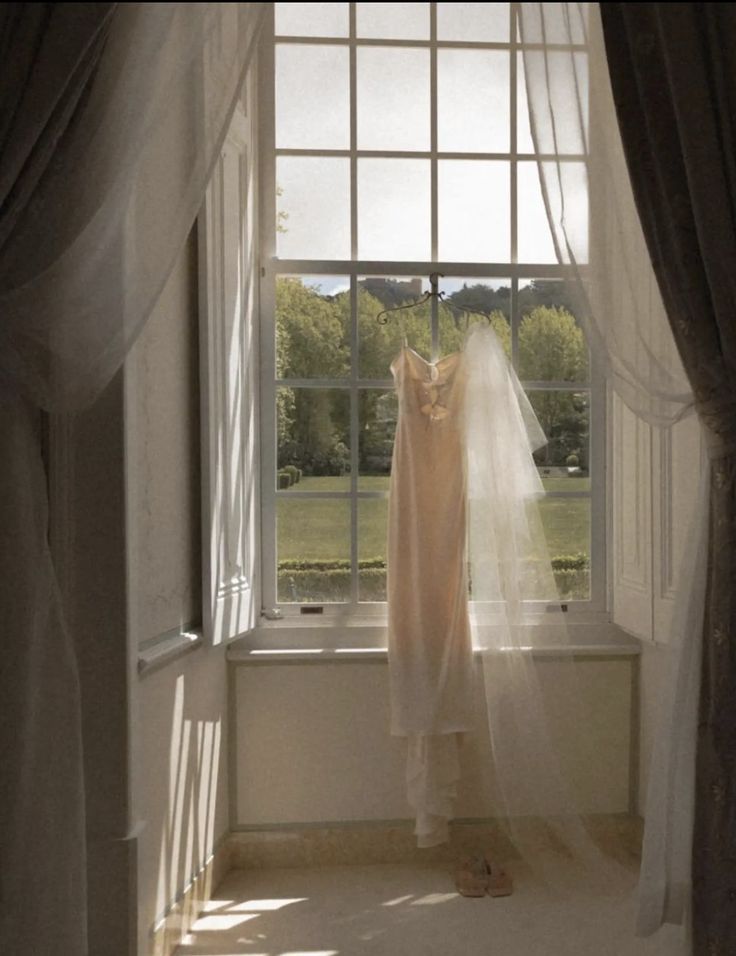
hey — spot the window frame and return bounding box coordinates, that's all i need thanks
[257,2,607,623]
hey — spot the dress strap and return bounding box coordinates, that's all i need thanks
[398,314,409,348]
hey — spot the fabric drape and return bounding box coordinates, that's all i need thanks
[518,3,707,949]
[600,6,736,951]
[0,2,265,412]
[0,8,114,952]
[0,4,265,952]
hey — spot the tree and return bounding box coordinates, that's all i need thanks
[276,279,350,474]
[274,282,589,475]
[448,282,511,322]
[276,278,348,379]
[518,306,588,466]
[518,278,578,316]
[518,305,587,382]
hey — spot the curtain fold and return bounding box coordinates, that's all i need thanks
[0,2,265,412]
[519,2,693,425]
[0,4,265,951]
[600,6,736,952]
[0,397,89,954]
[518,3,715,950]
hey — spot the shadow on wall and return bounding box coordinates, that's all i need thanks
[140,667,226,948]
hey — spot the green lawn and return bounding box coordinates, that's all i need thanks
[278,475,590,562]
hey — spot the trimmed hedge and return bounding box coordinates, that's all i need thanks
[550,552,589,571]
[276,553,589,573]
[284,464,300,484]
[277,563,590,603]
[278,557,385,572]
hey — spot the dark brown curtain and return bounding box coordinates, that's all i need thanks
[600,4,736,952]
[0,5,115,953]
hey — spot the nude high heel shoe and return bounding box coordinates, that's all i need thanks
[455,856,490,897]
[484,853,513,897]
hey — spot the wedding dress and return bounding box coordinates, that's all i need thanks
[387,344,474,847]
[387,323,553,849]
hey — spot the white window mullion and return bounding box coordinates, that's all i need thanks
[510,2,519,269]
[261,3,603,619]
[349,3,360,608]
[429,3,439,357]
[258,13,278,614]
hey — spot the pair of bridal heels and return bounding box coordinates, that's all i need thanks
[455,854,513,898]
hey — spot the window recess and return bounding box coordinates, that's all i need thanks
[259,2,604,619]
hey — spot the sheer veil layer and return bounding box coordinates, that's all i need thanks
[464,323,617,886]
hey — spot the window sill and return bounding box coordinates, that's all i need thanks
[226,620,640,664]
[138,627,203,677]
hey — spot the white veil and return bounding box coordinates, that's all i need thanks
[463,322,610,882]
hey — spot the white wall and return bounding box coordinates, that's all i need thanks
[135,650,228,953]
[128,231,202,639]
[233,654,636,826]
[128,231,229,954]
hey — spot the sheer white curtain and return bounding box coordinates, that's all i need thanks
[0,2,264,411]
[0,5,264,952]
[520,0,701,945]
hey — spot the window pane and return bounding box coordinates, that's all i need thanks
[276,276,350,379]
[518,5,588,45]
[276,45,349,149]
[518,52,589,154]
[438,51,509,153]
[358,159,430,261]
[275,2,349,37]
[517,53,534,153]
[359,389,397,487]
[518,279,589,383]
[517,161,557,264]
[552,160,588,262]
[528,389,590,489]
[358,276,431,378]
[277,388,351,488]
[356,2,429,39]
[438,277,511,357]
[277,157,350,260]
[439,161,510,262]
[518,161,589,265]
[357,48,430,151]
[277,498,351,603]
[359,499,388,601]
[538,498,590,600]
[437,2,510,42]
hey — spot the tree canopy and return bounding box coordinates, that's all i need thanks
[275,278,588,476]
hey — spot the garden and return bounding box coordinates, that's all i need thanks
[275,278,591,602]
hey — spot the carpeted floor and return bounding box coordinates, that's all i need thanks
[173,860,686,955]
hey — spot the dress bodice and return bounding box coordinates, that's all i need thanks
[391,346,465,425]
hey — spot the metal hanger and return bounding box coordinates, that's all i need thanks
[376,272,492,326]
